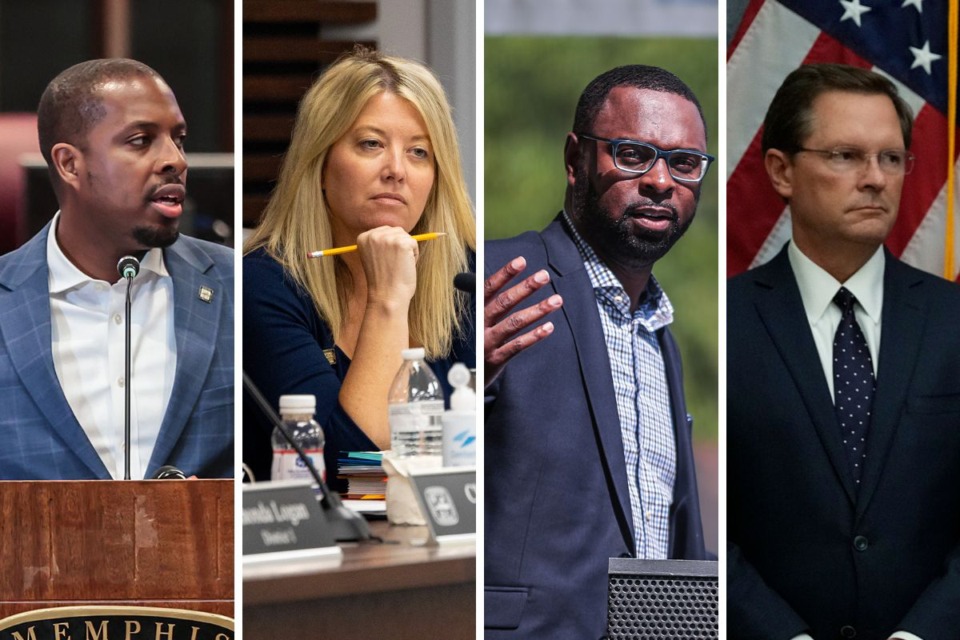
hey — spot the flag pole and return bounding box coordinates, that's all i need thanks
[945,0,958,280]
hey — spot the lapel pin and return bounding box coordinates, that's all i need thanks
[198,286,214,303]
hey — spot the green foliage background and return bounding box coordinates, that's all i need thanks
[485,37,719,441]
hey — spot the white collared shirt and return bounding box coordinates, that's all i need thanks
[47,213,177,479]
[788,241,884,399]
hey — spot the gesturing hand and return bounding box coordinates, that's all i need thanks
[484,256,563,388]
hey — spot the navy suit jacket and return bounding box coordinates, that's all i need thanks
[484,216,708,639]
[0,222,234,479]
[728,246,960,640]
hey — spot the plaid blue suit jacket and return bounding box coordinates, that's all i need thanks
[0,222,234,479]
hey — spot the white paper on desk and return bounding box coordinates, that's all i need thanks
[382,452,442,525]
[342,499,387,515]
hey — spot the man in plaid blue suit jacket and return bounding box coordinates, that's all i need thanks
[0,59,233,480]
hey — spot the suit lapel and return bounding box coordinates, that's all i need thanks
[856,254,925,517]
[752,249,858,504]
[146,239,222,476]
[541,219,636,549]
[0,224,109,478]
[659,328,703,557]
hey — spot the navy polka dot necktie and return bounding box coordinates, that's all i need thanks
[833,287,875,486]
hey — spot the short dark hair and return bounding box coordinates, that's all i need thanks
[572,64,707,139]
[37,58,163,182]
[761,63,913,154]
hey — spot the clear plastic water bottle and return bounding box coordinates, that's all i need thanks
[388,348,444,457]
[271,394,326,482]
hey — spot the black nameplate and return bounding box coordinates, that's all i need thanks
[409,467,476,540]
[242,482,337,556]
[0,606,233,640]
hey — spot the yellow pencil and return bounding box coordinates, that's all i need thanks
[307,232,447,258]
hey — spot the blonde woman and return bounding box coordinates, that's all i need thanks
[243,48,475,484]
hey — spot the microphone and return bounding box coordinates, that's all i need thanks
[152,465,186,480]
[242,372,371,542]
[453,272,475,293]
[118,255,140,280]
[117,256,140,480]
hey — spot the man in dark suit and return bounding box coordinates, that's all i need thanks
[728,63,960,640]
[0,59,233,480]
[484,65,712,638]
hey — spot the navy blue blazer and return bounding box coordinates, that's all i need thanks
[0,222,234,480]
[484,216,708,639]
[728,246,960,640]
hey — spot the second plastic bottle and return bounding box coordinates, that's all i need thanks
[387,348,444,457]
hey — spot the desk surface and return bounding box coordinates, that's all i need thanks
[243,521,476,640]
[244,520,475,603]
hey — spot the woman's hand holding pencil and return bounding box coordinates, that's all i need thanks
[308,232,446,258]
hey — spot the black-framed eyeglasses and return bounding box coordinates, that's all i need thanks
[578,134,714,183]
[794,147,916,175]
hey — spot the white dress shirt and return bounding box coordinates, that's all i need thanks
[48,213,177,479]
[787,241,883,398]
[787,242,920,640]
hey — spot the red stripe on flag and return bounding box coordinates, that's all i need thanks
[803,32,872,67]
[727,129,787,275]
[885,105,950,255]
[728,0,768,58]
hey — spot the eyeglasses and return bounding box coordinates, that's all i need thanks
[577,134,714,183]
[794,147,915,175]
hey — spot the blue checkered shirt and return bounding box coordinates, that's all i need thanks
[563,212,677,558]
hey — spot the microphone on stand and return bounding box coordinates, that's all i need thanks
[242,372,371,542]
[117,255,140,480]
[118,256,139,280]
[453,272,475,294]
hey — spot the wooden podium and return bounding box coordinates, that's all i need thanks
[0,480,234,620]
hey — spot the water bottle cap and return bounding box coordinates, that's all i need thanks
[279,394,316,413]
[447,363,471,388]
[401,347,426,360]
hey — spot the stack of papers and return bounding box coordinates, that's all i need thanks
[337,451,386,500]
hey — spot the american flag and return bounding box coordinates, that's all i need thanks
[727,0,959,279]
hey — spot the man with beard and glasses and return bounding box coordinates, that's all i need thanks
[0,59,233,480]
[483,65,712,638]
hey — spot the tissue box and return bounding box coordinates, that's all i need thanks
[382,452,442,525]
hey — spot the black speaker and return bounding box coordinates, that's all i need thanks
[607,558,718,639]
